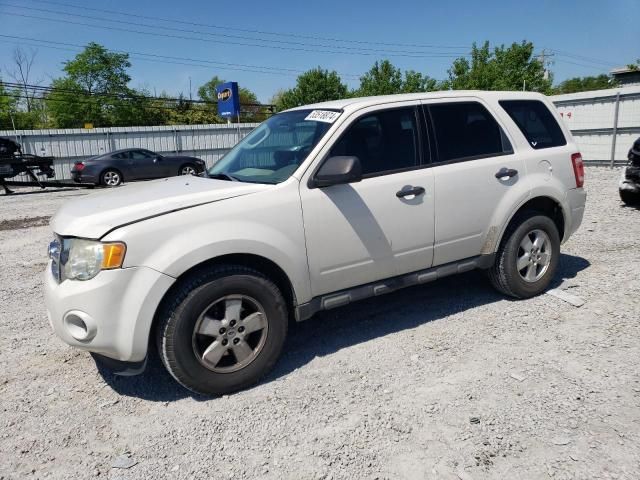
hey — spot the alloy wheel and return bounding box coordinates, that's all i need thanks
[192,295,268,373]
[516,229,552,283]
[103,171,121,186]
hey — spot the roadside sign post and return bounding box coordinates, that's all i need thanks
[215,82,241,143]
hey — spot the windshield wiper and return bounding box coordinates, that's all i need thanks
[208,172,240,182]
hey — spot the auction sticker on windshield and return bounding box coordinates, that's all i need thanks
[305,110,340,123]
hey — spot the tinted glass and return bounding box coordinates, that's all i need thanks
[330,107,419,176]
[112,152,128,159]
[428,102,512,162]
[208,109,336,184]
[130,150,152,160]
[500,100,566,149]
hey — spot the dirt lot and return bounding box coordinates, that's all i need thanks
[0,168,639,480]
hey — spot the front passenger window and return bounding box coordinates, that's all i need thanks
[330,107,419,176]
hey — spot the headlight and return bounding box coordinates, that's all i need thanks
[50,238,126,281]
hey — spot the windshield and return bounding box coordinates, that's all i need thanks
[208,109,340,184]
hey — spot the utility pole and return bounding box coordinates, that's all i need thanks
[537,49,555,81]
[189,77,192,101]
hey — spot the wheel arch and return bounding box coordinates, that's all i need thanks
[495,195,566,253]
[149,253,297,351]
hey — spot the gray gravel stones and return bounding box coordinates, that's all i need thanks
[1,168,639,479]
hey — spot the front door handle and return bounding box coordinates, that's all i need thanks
[495,167,518,180]
[396,186,425,198]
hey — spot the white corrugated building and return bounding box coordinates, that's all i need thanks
[551,85,640,164]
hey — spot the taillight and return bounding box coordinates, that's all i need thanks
[74,162,85,172]
[571,153,584,188]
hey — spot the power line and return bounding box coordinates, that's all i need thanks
[0,34,363,80]
[2,91,275,118]
[552,58,610,72]
[20,0,619,70]
[21,0,470,50]
[545,48,618,68]
[0,81,276,109]
[0,8,469,59]
[0,2,470,57]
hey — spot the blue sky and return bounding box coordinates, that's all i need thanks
[0,0,638,102]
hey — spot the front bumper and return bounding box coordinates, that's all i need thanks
[44,264,174,362]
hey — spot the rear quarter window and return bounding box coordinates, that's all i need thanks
[499,100,566,150]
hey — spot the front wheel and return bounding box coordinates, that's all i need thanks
[488,212,560,298]
[179,164,197,176]
[156,265,288,396]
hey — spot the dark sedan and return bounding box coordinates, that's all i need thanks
[71,148,206,186]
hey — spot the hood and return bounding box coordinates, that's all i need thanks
[51,176,269,238]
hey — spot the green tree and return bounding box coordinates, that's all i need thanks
[554,74,617,94]
[358,60,403,96]
[355,61,441,97]
[275,68,348,111]
[198,77,262,122]
[446,41,552,93]
[402,70,439,93]
[46,42,138,127]
[0,78,17,130]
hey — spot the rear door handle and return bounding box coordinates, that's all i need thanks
[495,167,518,179]
[396,186,425,198]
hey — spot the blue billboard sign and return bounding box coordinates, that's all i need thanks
[216,82,240,119]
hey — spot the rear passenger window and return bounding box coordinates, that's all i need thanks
[500,100,566,149]
[330,107,419,176]
[428,102,513,163]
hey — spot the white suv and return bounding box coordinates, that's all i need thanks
[44,91,586,395]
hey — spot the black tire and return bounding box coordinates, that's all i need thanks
[488,211,560,298]
[179,163,197,176]
[100,169,123,187]
[155,265,288,396]
[619,188,640,206]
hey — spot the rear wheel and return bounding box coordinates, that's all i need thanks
[156,265,288,396]
[489,212,560,298]
[100,169,122,187]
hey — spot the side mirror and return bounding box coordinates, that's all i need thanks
[311,156,362,188]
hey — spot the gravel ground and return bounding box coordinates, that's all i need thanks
[1,168,639,480]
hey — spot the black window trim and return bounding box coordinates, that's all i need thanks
[307,104,431,188]
[422,101,515,167]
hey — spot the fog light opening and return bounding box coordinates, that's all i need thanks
[64,311,96,342]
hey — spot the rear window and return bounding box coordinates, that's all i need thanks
[500,100,566,150]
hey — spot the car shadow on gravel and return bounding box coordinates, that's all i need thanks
[97,253,590,401]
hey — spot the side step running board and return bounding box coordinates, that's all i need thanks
[295,254,494,321]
